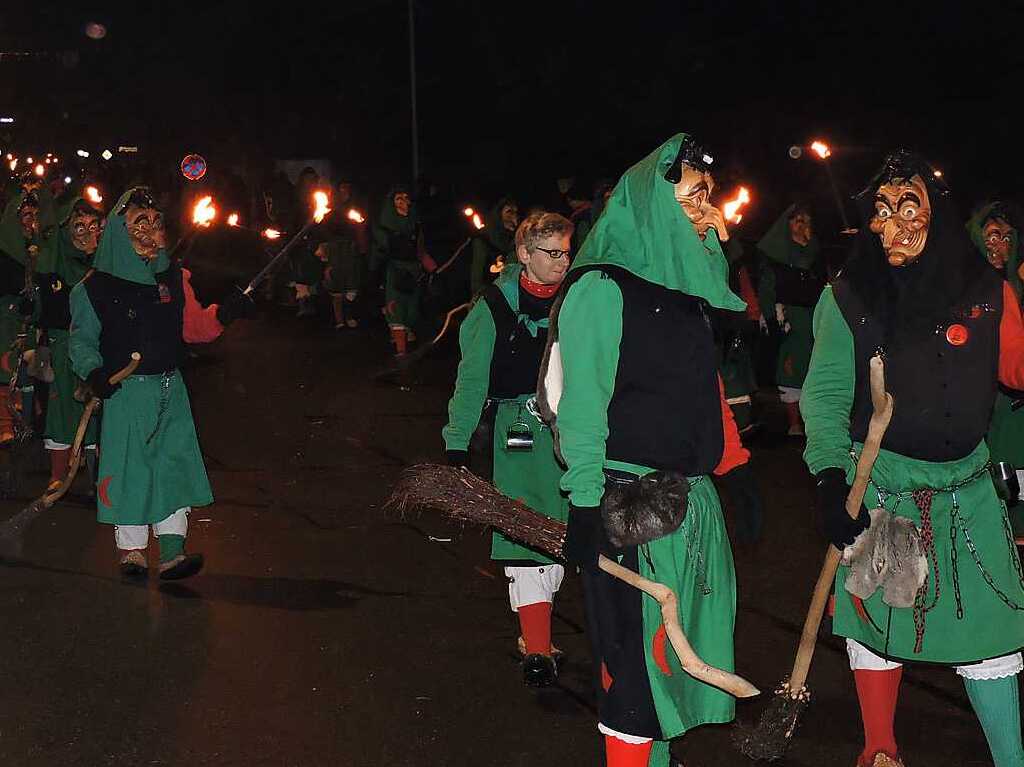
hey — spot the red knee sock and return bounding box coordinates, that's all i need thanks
[854,667,903,765]
[48,447,70,486]
[517,601,552,656]
[605,735,653,767]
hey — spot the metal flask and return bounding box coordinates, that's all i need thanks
[505,418,535,451]
[991,461,1021,505]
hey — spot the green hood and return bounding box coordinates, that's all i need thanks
[92,188,169,285]
[757,204,820,269]
[968,202,1021,300]
[569,133,744,311]
[376,186,416,237]
[0,190,42,265]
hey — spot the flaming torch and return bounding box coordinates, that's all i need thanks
[809,139,852,231]
[227,213,240,227]
[168,194,219,258]
[433,205,487,276]
[723,186,751,225]
[262,228,282,240]
[85,185,103,205]
[347,209,365,224]
[242,189,331,296]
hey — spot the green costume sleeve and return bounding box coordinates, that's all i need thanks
[800,286,855,474]
[69,282,104,379]
[556,271,624,507]
[442,300,496,450]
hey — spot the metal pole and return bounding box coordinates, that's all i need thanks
[822,160,851,231]
[408,0,420,184]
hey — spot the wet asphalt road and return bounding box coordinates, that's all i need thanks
[0,304,1004,766]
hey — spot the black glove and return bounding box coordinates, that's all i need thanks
[719,463,764,542]
[562,504,607,568]
[816,467,869,549]
[216,287,255,326]
[86,368,120,400]
[445,449,469,468]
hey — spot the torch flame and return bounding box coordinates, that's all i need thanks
[227,213,240,227]
[85,185,103,204]
[312,190,331,224]
[810,141,831,160]
[34,163,45,177]
[933,169,943,178]
[9,159,17,171]
[723,186,751,224]
[463,207,475,217]
[192,195,217,227]
[472,213,484,230]
[263,228,282,240]
[347,208,365,224]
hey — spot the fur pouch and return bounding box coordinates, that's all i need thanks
[842,507,927,609]
[601,470,690,548]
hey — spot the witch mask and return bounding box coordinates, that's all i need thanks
[982,217,1014,270]
[789,211,813,246]
[869,175,931,266]
[672,165,729,242]
[70,209,104,255]
[125,204,166,260]
[18,202,39,239]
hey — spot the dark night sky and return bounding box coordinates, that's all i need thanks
[2,1,1023,233]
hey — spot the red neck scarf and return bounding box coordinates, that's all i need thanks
[520,272,560,298]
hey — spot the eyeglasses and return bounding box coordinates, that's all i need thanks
[533,246,570,260]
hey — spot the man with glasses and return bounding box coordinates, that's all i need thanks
[443,211,573,687]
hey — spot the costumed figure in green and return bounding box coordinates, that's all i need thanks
[69,188,254,580]
[802,151,1024,767]
[969,202,1024,538]
[320,179,368,330]
[757,204,824,436]
[35,196,105,489]
[372,185,435,356]
[540,134,761,767]
[443,211,572,688]
[0,188,42,445]
[469,197,518,297]
[291,167,325,318]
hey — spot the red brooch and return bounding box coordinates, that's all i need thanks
[946,324,969,346]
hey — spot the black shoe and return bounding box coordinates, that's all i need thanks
[522,653,557,687]
[158,553,204,580]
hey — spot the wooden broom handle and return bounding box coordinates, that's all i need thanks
[788,354,893,693]
[40,352,142,509]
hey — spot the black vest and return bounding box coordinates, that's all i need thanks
[37,272,73,330]
[833,269,1002,462]
[83,265,186,376]
[571,265,724,475]
[481,283,552,399]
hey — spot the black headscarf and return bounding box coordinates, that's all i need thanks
[839,150,987,351]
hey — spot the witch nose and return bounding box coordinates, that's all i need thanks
[881,220,900,248]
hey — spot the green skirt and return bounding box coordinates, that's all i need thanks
[490,397,568,563]
[96,370,213,526]
[608,460,736,739]
[776,304,813,389]
[384,260,422,328]
[987,391,1024,468]
[835,441,1024,663]
[43,329,97,447]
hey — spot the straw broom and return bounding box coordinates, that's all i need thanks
[735,354,893,760]
[387,464,759,699]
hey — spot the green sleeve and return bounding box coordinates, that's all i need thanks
[370,225,389,271]
[442,300,496,451]
[556,271,624,507]
[800,285,856,475]
[69,282,104,379]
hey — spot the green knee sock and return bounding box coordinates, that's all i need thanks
[649,740,670,767]
[158,534,185,563]
[964,674,1024,767]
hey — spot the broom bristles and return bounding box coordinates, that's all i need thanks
[732,678,810,761]
[386,463,566,559]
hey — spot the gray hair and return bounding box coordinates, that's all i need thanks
[515,211,574,253]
